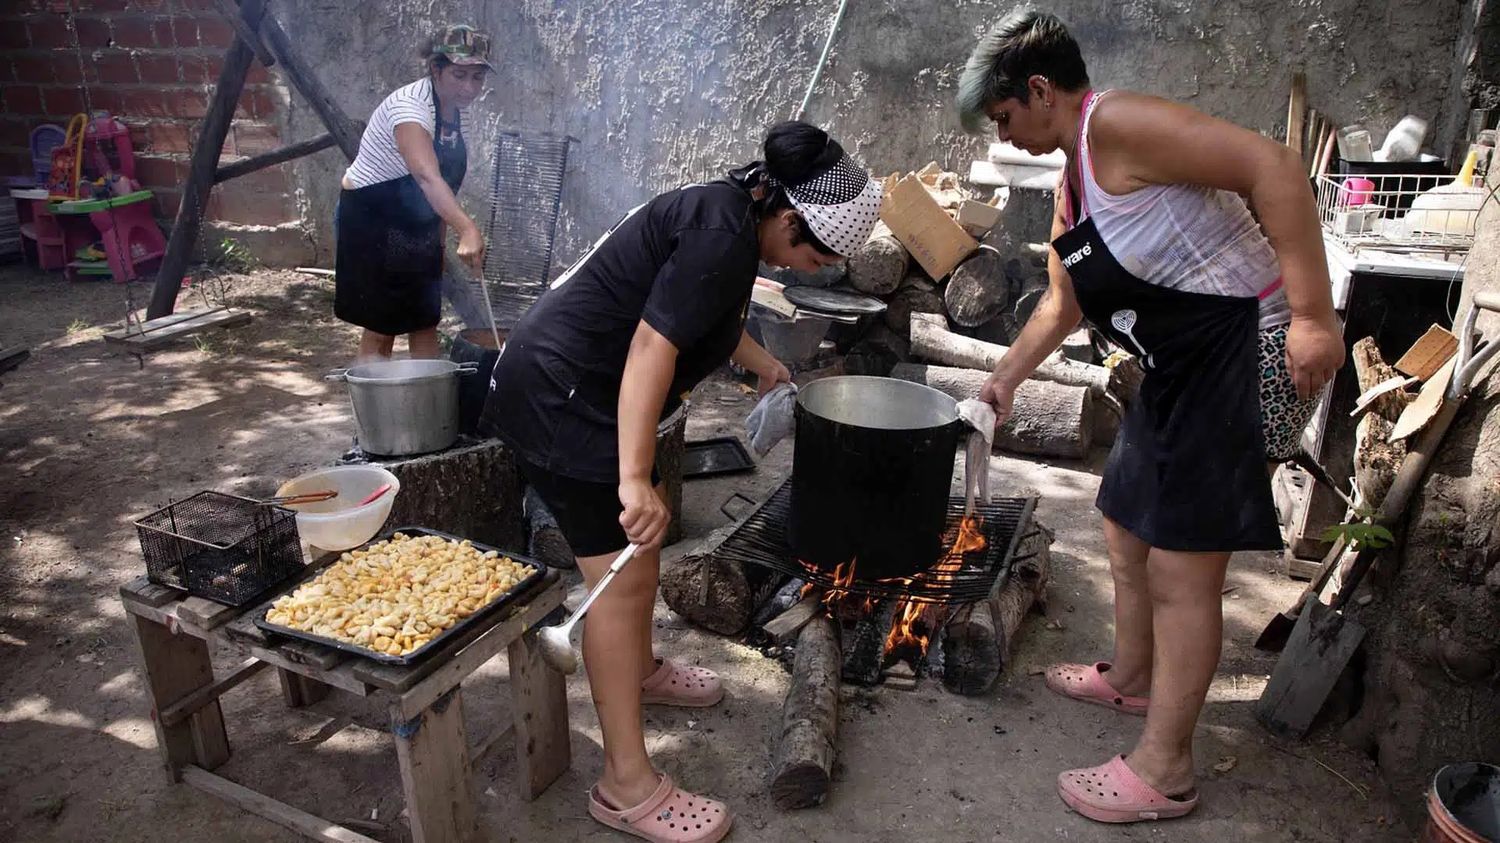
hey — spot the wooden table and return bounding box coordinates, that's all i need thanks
[119,569,571,843]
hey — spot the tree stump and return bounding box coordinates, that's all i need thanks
[889,363,1093,458]
[945,246,1011,328]
[884,274,945,335]
[769,615,840,810]
[658,524,755,635]
[363,437,526,552]
[847,222,908,296]
[942,517,1053,695]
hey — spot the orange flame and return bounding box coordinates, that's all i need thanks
[881,515,988,657]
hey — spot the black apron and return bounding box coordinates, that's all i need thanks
[1054,92,1280,552]
[335,91,467,336]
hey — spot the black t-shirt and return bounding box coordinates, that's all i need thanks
[481,178,759,482]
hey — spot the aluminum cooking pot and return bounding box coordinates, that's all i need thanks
[326,359,479,457]
[788,376,963,580]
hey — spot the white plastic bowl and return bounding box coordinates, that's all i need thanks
[275,465,401,552]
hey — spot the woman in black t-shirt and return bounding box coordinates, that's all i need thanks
[482,122,881,841]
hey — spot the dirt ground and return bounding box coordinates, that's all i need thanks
[0,266,1414,841]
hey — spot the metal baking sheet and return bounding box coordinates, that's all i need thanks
[254,526,547,666]
[683,437,756,478]
[783,285,888,315]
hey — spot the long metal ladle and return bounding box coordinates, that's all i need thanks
[536,543,640,674]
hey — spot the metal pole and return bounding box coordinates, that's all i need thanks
[793,0,850,121]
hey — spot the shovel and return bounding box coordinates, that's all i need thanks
[1255,291,1500,739]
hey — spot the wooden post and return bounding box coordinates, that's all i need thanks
[769,615,840,809]
[258,15,362,160]
[278,668,332,708]
[506,631,572,800]
[391,689,477,843]
[146,0,266,319]
[130,614,232,781]
[215,133,337,183]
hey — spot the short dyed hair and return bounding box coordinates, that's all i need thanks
[956,10,1090,133]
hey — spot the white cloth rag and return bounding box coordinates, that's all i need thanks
[745,382,799,457]
[957,399,996,512]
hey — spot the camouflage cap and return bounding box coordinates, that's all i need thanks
[431,24,492,70]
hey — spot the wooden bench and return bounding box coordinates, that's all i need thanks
[120,569,570,843]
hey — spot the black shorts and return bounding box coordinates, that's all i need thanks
[517,459,659,558]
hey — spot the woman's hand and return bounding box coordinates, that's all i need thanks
[457,223,486,274]
[978,373,1017,427]
[618,478,670,548]
[1285,314,1345,400]
[756,358,792,396]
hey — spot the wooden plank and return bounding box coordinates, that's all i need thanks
[178,595,240,630]
[762,593,822,644]
[1394,324,1458,381]
[104,309,252,351]
[1286,72,1307,156]
[181,765,379,843]
[507,631,571,800]
[248,645,370,697]
[146,0,266,319]
[120,575,180,608]
[120,596,213,640]
[392,579,564,721]
[130,614,231,781]
[209,0,276,67]
[258,13,362,161]
[468,724,515,771]
[161,657,267,726]
[273,638,347,671]
[353,570,559,693]
[391,690,477,843]
[278,668,332,708]
[215,133,336,183]
[105,306,223,339]
[1391,356,1455,441]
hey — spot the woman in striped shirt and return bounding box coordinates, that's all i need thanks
[335,25,491,361]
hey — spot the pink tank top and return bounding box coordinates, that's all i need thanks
[1067,91,1289,329]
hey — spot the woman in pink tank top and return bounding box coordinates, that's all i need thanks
[957,10,1345,826]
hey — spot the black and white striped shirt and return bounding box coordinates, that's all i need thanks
[343,78,464,188]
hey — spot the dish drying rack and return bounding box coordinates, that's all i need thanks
[1315,172,1484,260]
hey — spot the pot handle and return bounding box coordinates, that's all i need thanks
[324,368,349,382]
[456,361,481,376]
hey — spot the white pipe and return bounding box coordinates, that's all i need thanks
[794,0,851,121]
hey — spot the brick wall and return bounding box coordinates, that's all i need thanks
[0,0,300,239]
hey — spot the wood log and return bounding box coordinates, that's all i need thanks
[910,314,1127,402]
[890,364,1093,458]
[840,600,897,686]
[763,593,822,644]
[147,0,266,319]
[1354,412,1406,508]
[843,322,909,377]
[214,132,337,183]
[945,246,1010,327]
[259,13,362,161]
[883,274,944,335]
[770,616,840,810]
[659,524,754,635]
[1352,336,1410,422]
[942,518,1053,695]
[847,221,908,296]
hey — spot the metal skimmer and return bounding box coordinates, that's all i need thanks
[716,481,1038,604]
[479,130,577,330]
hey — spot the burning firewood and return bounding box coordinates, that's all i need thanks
[942,517,1053,695]
[770,615,840,810]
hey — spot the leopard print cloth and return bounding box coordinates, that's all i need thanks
[1258,324,1319,461]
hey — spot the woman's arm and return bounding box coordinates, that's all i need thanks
[1088,93,1345,397]
[731,330,791,395]
[980,192,1083,422]
[617,320,677,548]
[394,123,485,273]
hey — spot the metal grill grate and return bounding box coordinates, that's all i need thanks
[479,130,576,330]
[715,480,1038,605]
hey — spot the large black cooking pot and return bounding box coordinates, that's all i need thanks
[788,376,964,580]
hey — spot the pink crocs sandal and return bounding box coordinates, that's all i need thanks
[589,773,733,843]
[1058,755,1198,823]
[641,658,724,707]
[1044,662,1149,716]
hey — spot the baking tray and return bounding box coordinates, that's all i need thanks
[254,526,547,666]
[683,437,756,478]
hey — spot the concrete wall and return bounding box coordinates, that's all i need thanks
[276,0,1470,268]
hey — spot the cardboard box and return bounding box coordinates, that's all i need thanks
[880,174,979,279]
[956,199,1004,236]
[1394,324,1458,381]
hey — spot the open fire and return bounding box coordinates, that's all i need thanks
[800,514,989,667]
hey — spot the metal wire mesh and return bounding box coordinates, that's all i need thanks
[135,491,304,606]
[1316,172,1479,258]
[715,480,1037,605]
[478,130,576,330]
